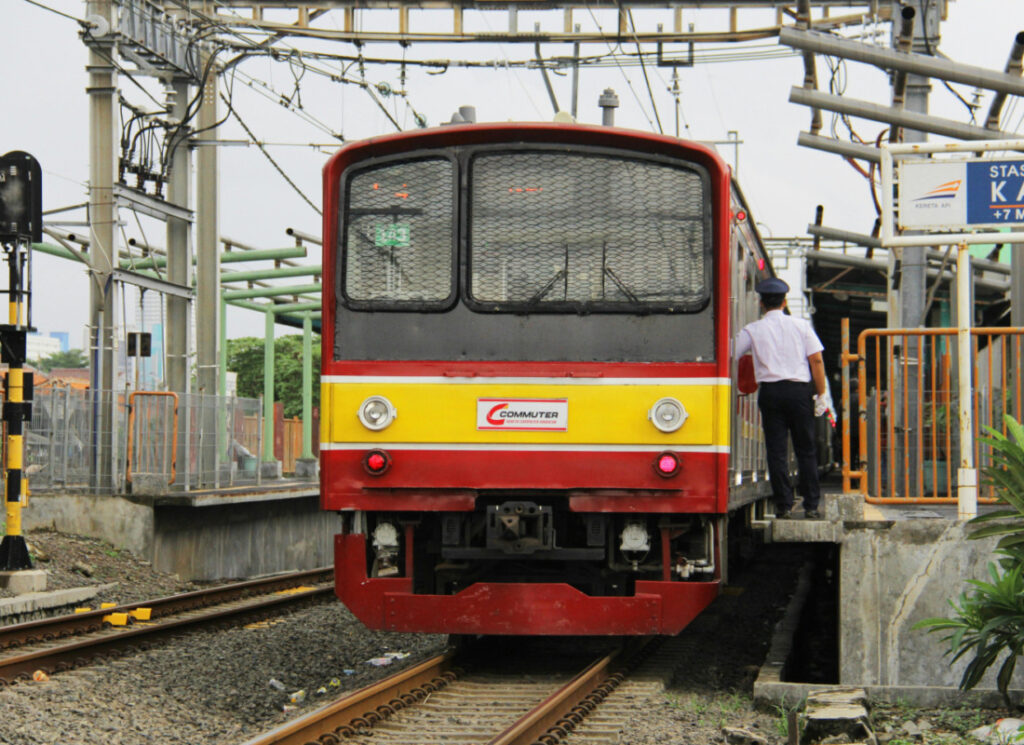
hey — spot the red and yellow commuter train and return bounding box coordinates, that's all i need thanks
[320,122,777,636]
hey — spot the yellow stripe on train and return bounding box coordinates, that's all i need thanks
[322,381,731,447]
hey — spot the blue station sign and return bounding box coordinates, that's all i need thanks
[966,160,1024,225]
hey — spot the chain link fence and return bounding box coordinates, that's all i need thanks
[25,387,270,494]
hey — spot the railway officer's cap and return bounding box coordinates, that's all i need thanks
[755,277,789,295]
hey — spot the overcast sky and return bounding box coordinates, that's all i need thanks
[4,0,1021,349]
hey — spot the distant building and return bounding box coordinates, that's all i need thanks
[27,334,61,362]
[48,332,69,352]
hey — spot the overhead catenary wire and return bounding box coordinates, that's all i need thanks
[233,67,342,138]
[215,41,797,70]
[222,92,322,217]
[625,7,664,134]
[175,1,409,132]
[473,10,545,119]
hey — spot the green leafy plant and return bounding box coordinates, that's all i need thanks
[915,561,1024,707]
[772,701,801,738]
[717,691,749,713]
[33,348,88,372]
[933,708,987,733]
[915,416,1024,708]
[968,416,1024,567]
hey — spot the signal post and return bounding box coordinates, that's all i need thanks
[0,150,44,589]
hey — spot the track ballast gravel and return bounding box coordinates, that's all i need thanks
[0,602,444,745]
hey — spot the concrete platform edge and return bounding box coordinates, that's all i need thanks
[0,583,117,618]
[755,679,1024,710]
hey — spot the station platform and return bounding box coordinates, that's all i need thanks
[24,482,337,582]
[766,490,1023,702]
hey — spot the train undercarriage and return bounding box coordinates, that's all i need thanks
[335,495,731,635]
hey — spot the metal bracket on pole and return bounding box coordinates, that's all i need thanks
[112,268,193,299]
[113,184,194,223]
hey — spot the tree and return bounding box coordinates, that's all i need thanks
[225,334,320,418]
[915,417,1024,708]
[34,348,88,372]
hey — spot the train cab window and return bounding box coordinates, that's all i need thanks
[467,151,710,313]
[342,158,456,309]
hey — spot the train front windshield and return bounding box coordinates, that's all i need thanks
[337,147,716,363]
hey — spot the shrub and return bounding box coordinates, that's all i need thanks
[914,416,1024,708]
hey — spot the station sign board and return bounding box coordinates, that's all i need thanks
[898,157,1024,230]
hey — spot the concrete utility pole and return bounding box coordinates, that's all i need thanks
[196,55,220,485]
[86,0,117,489]
[893,0,938,332]
[165,78,193,398]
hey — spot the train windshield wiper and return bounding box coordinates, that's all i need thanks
[526,270,567,306]
[603,266,642,305]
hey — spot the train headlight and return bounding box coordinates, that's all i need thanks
[358,396,397,431]
[648,397,687,433]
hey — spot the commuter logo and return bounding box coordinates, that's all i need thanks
[477,398,568,431]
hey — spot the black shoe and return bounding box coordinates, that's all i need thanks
[776,509,793,519]
[804,510,821,519]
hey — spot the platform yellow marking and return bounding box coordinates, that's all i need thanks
[863,504,886,521]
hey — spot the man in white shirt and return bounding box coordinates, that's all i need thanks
[735,277,831,519]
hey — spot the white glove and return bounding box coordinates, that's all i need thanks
[813,391,833,418]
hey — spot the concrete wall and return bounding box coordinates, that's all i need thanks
[839,519,1021,690]
[152,497,340,580]
[23,492,340,581]
[24,494,155,557]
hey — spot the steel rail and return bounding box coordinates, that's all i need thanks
[0,568,332,651]
[0,584,332,684]
[240,651,458,745]
[488,646,625,745]
[242,639,654,745]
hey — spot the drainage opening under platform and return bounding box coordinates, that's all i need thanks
[761,544,839,687]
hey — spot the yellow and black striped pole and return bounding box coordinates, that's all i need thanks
[0,249,32,570]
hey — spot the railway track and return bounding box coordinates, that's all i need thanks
[242,638,661,745]
[0,568,333,684]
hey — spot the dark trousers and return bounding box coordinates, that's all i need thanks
[757,381,821,512]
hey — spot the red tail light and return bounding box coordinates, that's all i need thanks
[654,452,680,478]
[364,449,391,475]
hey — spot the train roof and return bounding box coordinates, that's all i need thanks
[323,121,729,178]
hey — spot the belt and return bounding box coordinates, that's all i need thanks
[760,379,810,385]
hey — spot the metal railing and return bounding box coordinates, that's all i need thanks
[24,388,270,494]
[127,391,178,487]
[842,321,1024,503]
[731,390,769,485]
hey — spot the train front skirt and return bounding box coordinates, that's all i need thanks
[335,534,720,636]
